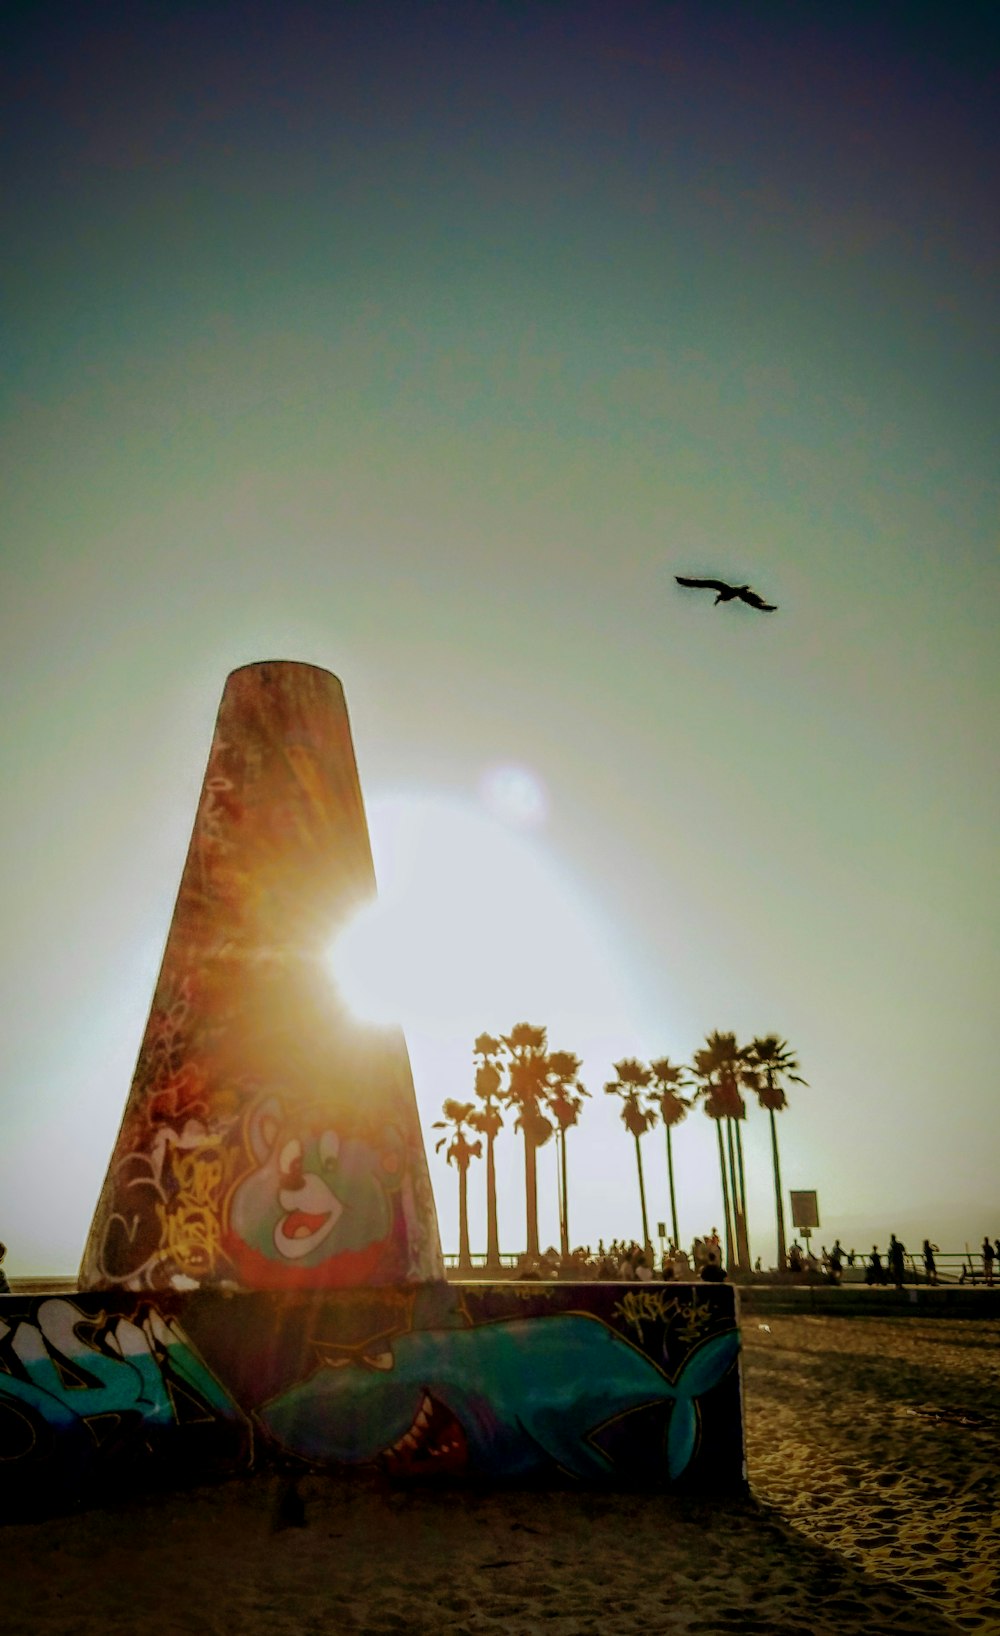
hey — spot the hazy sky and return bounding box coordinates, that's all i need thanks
[3,2,997,1274]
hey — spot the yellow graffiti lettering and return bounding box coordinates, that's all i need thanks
[156,1147,227,1278]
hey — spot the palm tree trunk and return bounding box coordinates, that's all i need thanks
[633,1134,651,1252]
[716,1119,734,1268]
[458,1164,471,1270]
[770,1107,787,1270]
[485,1132,500,1270]
[734,1120,751,1268]
[666,1124,679,1248]
[559,1131,570,1258]
[524,1133,539,1258]
[725,1118,745,1270]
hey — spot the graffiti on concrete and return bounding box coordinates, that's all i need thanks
[78,664,443,1294]
[0,1280,742,1514]
[223,1094,410,1290]
[0,1295,249,1511]
[259,1311,740,1482]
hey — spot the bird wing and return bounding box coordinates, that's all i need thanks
[675,576,731,593]
[738,587,777,611]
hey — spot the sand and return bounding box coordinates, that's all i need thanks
[7,1314,998,1635]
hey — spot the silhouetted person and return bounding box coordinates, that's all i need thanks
[922,1240,939,1285]
[982,1237,995,1286]
[0,1243,9,1294]
[889,1234,906,1286]
[829,1240,844,1283]
[788,1241,804,1274]
[866,1246,883,1286]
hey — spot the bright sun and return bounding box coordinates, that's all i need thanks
[326,793,628,1041]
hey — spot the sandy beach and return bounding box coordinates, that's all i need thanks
[7,1313,998,1635]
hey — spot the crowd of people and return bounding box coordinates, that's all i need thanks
[514,1232,730,1283]
[508,1231,1000,1286]
[790,1234,1000,1286]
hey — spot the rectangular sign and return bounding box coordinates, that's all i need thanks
[790,1190,820,1230]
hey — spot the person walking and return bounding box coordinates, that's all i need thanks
[922,1239,939,1285]
[889,1234,906,1287]
[0,1243,10,1295]
[982,1237,995,1286]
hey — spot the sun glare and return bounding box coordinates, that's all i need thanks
[326,795,629,1041]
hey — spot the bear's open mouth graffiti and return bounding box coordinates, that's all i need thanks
[273,1204,339,1258]
[281,1210,332,1242]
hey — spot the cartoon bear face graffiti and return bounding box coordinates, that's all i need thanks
[225,1095,406,1286]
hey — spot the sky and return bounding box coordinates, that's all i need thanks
[2,1,998,1275]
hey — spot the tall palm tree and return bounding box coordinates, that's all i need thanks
[690,1056,736,1270]
[604,1058,657,1253]
[499,1022,554,1260]
[545,1049,589,1258]
[432,1098,482,1271]
[469,1033,505,1272]
[746,1035,807,1270]
[688,1033,754,1271]
[700,1031,756,1270]
[648,1055,692,1249]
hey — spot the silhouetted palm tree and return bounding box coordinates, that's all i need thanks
[500,1022,554,1260]
[545,1049,589,1258]
[469,1033,505,1271]
[648,1055,692,1249]
[746,1035,807,1271]
[432,1098,482,1271]
[691,1062,735,1269]
[604,1058,657,1253]
[691,1031,757,1270]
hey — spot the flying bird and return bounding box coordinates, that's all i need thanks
[675,576,777,611]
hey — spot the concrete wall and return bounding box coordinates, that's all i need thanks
[0,1280,744,1518]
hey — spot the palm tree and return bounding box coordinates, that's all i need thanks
[688,1033,753,1270]
[648,1055,692,1250]
[499,1022,554,1260]
[545,1049,589,1258]
[746,1035,807,1271]
[690,1054,735,1269]
[468,1033,505,1273]
[692,1031,757,1271]
[604,1058,657,1253]
[432,1098,482,1271]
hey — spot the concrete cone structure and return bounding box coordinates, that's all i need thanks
[80,662,443,1292]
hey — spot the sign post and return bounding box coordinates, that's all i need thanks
[789,1191,820,1264]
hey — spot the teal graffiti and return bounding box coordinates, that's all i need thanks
[0,1298,244,1479]
[259,1312,740,1482]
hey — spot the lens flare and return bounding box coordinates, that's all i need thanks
[326,794,624,1039]
[478,763,548,828]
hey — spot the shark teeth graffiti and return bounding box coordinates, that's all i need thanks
[380,1391,468,1478]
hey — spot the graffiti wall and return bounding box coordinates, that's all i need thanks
[0,1282,743,1516]
[78,663,442,1294]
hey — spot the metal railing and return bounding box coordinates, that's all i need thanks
[441,1248,999,1284]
